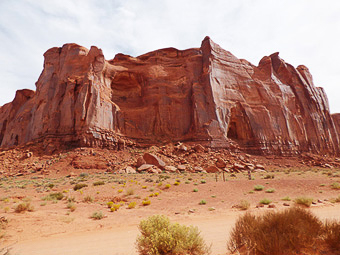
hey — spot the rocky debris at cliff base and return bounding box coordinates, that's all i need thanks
[0,142,340,178]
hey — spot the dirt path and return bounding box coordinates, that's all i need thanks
[7,205,340,255]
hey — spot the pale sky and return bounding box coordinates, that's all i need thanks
[0,0,339,113]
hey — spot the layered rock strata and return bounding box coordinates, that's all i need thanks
[0,37,339,155]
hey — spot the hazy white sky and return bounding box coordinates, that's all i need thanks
[0,0,339,112]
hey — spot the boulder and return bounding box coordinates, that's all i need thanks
[137,164,153,172]
[177,165,187,171]
[193,144,205,153]
[143,153,166,169]
[125,166,136,174]
[233,163,245,171]
[164,166,177,172]
[136,156,146,168]
[215,158,226,168]
[206,165,221,173]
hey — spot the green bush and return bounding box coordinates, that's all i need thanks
[265,188,275,193]
[91,211,103,220]
[199,200,207,205]
[259,198,272,205]
[281,196,291,201]
[136,215,210,255]
[254,185,265,191]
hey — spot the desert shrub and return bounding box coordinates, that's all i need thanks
[199,200,206,205]
[67,202,76,212]
[200,180,206,184]
[331,182,340,190]
[323,220,340,252]
[142,186,147,189]
[128,201,137,209]
[263,174,274,179]
[118,189,123,193]
[126,188,135,196]
[294,196,313,207]
[73,183,88,191]
[47,183,55,188]
[83,195,93,203]
[254,185,264,191]
[110,204,121,212]
[107,201,114,208]
[334,195,340,203]
[142,200,151,206]
[93,181,105,186]
[91,211,103,220]
[281,196,291,201]
[164,184,171,189]
[15,202,34,213]
[136,215,210,255]
[238,200,250,210]
[79,172,89,178]
[265,188,275,193]
[193,188,198,192]
[259,198,272,205]
[49,192,64,200]
[174,182,180,186]
[228,207,322,254]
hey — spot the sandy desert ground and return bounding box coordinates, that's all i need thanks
[1,147,340,254]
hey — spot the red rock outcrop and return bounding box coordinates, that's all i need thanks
[0,37,339,155]
[332,114,340,137]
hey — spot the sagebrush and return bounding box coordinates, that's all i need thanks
[136,215,210,255]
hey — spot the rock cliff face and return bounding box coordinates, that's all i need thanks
[332,114,340,137]
[0,37,339,155]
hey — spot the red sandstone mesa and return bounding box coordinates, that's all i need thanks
[0,37,339,155]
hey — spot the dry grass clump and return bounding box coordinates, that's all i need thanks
[234,200,250,210]
[93,181,105,186]
[294,196,313,207]
[228,207,340,255]
[73,183,88,191]
[331,182,340,190]
[136,215,210,255]
[15,202,34,213]
[43,192,64,201]
[90,211,104,220]
[228,207,322,254]
[83,195,94,203]
[323,220,340,252]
